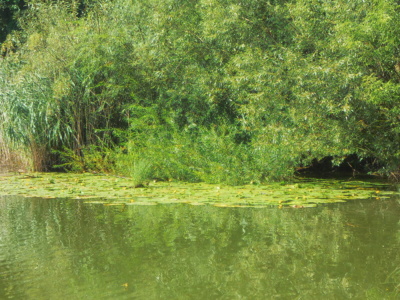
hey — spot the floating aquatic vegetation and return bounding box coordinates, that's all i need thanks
[0,173,397,208]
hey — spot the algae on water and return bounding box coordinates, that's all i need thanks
[0,173,396,208]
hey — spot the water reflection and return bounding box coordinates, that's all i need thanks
[0,195,399,299]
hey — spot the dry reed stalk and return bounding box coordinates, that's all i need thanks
[0,131,32,173]
[29,140,48,171]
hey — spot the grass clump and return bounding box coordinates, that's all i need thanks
[115,149,153,187]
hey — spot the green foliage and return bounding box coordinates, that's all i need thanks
[52,146,114,173]
[0,0,24,43]
[2,0,400,181]
[115,148,153,187]
[117,122,298,185]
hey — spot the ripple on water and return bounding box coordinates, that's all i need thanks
[1,194,400,299]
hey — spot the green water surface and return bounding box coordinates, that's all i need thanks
[0,173,397,207]
[1,190,400,299]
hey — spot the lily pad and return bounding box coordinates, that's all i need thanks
[0,173,397,207]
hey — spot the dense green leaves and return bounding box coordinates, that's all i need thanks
[1,0,400,182]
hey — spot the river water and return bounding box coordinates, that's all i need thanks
[0,195,399,299]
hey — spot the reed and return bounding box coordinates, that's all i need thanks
[0,130,32,172]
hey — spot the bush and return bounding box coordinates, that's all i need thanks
[115,124,299,185]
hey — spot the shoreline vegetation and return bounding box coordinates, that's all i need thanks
[2,0,400,185]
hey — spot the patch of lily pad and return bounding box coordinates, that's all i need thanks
[0,173,398,208]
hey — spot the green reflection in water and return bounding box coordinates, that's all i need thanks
[0,195,400,299]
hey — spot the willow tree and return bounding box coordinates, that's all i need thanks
[283,0,400,173]
[218,0,400,175]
